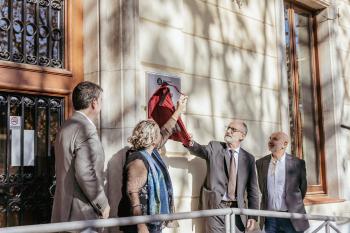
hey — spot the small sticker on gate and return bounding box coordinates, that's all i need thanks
[10,116,21,129]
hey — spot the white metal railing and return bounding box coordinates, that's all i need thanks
[0,208,349,233]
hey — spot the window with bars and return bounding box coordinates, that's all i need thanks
[284,2,326,194]
[0,0,64,68]
[0,92,63,226]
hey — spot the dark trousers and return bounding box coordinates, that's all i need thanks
[206,201,245,233]
[265,217,303,233]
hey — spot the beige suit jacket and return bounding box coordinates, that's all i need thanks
[51,112,108,223]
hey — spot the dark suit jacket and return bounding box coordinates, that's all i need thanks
[187,141,259,225]
[256,154,310,231]
[51,112,108,222]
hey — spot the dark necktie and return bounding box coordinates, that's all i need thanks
[227,150,237,200]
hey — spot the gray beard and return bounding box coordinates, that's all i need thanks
[225,135,240,144]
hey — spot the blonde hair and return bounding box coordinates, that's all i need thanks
[128,119,160,150]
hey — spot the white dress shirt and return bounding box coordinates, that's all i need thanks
[267,153,288,211]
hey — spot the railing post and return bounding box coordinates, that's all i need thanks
[230,212,236,233]
[325,221,330,233]
[225,214,230,233]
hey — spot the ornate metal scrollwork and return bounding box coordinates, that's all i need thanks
[13,52,25,63]
[39,0,50,7]
[23,97,35,107]
[0,50,10,60]
[51,0,62,10]
[0,174,6,183]
[37,98,48,107]
[26,55,37,64]
[8,174,19,184]
[51,59,62,68]
[49,180,56,197]
[10,96,22,106]
[0,95,7,105]
[39,25,50,38]
[0,17,11,31]
[8,196,21,212]
[51,28,62,41]
[26,22,37,36]
[13,20,24,34]
[39,56,50,66]
[50,99,62,109]
[0,0,64,68]
[23,174,33,181]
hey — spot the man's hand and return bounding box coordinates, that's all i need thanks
[137,223,149,233]
[176,95,188,114]
[101,205,110,219]
[246,219,256,231]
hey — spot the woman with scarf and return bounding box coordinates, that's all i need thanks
[118,95,188,233]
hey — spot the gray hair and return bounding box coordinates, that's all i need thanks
[128,119,160,150]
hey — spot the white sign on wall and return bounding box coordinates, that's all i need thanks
[10,116,35,167]
[146,72,182,105]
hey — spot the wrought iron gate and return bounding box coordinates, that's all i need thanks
[0,92,63,227]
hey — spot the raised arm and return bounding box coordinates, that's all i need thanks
[158,95,188,148]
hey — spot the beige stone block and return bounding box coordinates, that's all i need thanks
[140,20,184,70]
[342,77,350,104]
[100,69,145,129]
[122,69,147,128]
[193,0,275,26]
[121,0,139,69]
[183,35,279,89]
[341,103,350,124]
[99,0,122,71]
[183,0,277,56]
[101,128,124,166]
[162,156,207,197]
[182,75,280,122]
[339,50,350,78]
[83,0,100,74]
[337,25,350,53]
[139,0,183,29]
[100,70,122,128]
[339,2,350,28]
[84,71,100,85]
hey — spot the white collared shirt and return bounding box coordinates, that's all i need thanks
[222,147,240,201]
[76,111,95,128]
[267,153,288,211]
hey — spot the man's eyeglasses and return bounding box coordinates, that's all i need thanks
[226,126,243,133]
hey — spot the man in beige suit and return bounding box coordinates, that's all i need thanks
[51,81,110,225]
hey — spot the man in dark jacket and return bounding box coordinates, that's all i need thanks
[185,120,259,233]
[256,131,310,233]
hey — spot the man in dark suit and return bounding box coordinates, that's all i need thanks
[185,120,259,233]
[256,132,310,233]
[52,81,110,226]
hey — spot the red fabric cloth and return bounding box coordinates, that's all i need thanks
[148,84,191,146]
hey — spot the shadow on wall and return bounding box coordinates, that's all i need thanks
[105,146,129,233]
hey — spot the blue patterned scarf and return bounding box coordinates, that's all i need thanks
[140,149,174,219]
